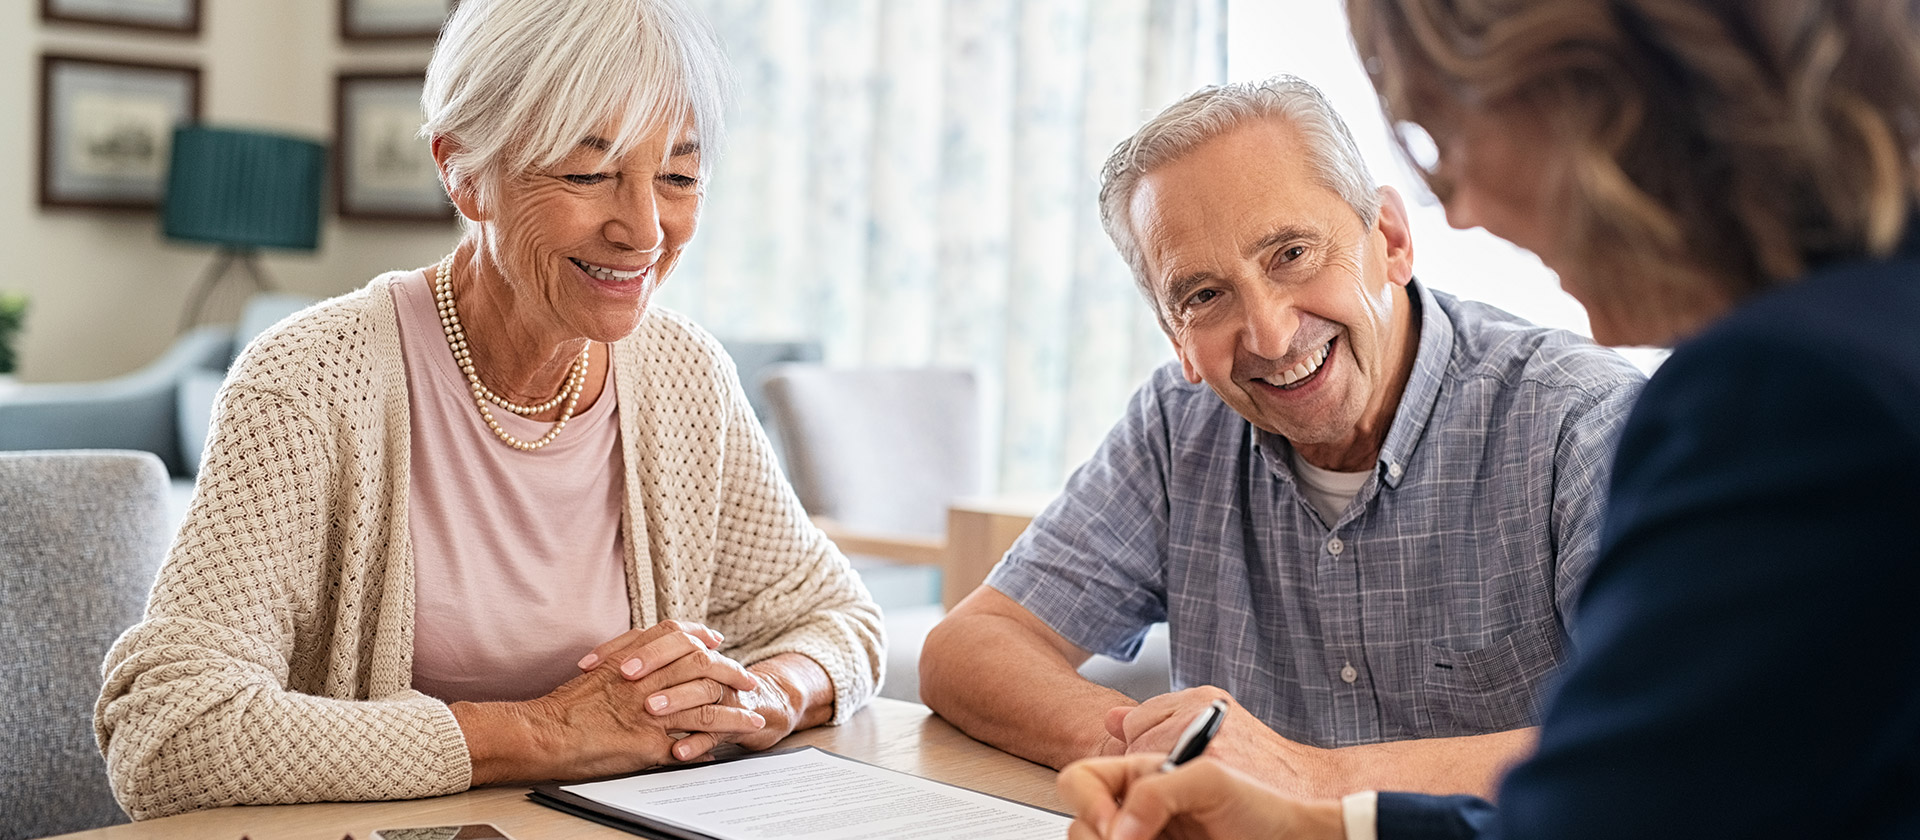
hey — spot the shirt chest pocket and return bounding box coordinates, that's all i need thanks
[1416,620,1566,737]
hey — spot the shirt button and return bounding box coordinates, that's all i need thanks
[1340,662,1358,684]
[1387,462,1403,479]
[1327,537,1344,555]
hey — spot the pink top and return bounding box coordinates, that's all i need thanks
[391,270,631,703]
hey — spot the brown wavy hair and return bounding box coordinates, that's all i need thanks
[1347,0,1920,310]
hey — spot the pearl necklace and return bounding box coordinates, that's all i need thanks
[433,252,590,451]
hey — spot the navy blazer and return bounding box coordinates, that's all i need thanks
[1379,232,1920,839]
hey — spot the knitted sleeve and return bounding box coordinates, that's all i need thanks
[95,354,468,819]
[693,345,884,724]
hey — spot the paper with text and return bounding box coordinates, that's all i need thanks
[561,747,1069,840]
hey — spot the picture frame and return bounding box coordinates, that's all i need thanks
[340,0,455,41]
[39,54,202,210]
[40,0,201,34]
[335,72,452,221]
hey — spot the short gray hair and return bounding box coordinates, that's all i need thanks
[1098,75,1381,329]
[422,0,731,210]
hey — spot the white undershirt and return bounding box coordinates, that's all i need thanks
[1289,450,1373,525]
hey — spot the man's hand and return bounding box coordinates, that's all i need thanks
[1107,686,1346,799]
[1110,685,1540,798]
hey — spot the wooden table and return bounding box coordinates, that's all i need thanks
[47,698,1061,840]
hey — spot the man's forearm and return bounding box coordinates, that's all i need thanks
[919,612,1135,769]
[1323,727,1537,799]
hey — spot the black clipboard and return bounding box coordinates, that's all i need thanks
[528,747,812,840]
[527,745,1068,839]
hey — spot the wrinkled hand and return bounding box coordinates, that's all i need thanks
[1106,686,1345,798]
[577,621,805,760]
[510,622,763,782]
[1057,753,1345,840]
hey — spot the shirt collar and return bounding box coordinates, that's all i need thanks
[1251,276,1450,490]
[1375,277,1450,489]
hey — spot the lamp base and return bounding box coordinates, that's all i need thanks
[179,248,272,332]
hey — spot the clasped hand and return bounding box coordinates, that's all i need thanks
[517,620,796,780]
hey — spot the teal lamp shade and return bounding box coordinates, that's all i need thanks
[163,126,325,251]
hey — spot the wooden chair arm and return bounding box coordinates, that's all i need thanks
[812,516,947,566]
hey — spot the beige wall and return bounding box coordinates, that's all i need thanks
[4,0,458,382]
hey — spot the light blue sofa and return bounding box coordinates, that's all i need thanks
[0,295,316,522]
[0,327,230,478]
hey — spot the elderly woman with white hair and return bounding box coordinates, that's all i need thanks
[94,0,881,820]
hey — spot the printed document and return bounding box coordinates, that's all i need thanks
[554,746,1069,840]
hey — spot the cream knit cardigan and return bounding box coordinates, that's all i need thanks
[94,274,884,820]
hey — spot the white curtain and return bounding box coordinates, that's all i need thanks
[660,0,1227,493]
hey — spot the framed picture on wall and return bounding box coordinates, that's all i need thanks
[40,0,201,34]
[335,72,452,221]
[39,54,202,210]
[340,0,456,41]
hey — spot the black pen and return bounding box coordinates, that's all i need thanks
[1159,699,1228,772]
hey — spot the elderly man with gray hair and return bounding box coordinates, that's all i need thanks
[920,75,1643,799]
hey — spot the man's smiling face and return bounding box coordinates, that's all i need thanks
[1130,117,1418,470]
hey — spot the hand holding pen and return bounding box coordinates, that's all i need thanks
[1056,698,1348,840]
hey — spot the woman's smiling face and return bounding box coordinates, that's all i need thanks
[471,119,705,345]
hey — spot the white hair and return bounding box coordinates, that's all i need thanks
[421,0,731,210]
[1098,76,1381,330]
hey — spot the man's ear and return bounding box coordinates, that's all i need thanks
[1167,328,1203,384]
[431,135,488,222]
[1374,185,1415,288]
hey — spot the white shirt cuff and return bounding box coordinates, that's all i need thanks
[1341,790,1379,840]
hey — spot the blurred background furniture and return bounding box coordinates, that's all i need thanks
[714,339,822,469]
[944,494,1053,610]
[760,364,1170,702]
[942,495,1171,703]
[163,126,326,331]
[0,328,229,478]
[763,365,982,605]
[0,450,171,838]
[761,365,979,701]
[0,293,315,524]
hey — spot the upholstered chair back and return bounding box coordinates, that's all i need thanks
[0,450,169,838]
[761,365,983,538]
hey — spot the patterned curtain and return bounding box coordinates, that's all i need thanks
[660,0,1228,493]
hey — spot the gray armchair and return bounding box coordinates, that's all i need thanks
[760,363,1171,704]
[759,365,981,701]
[0,293,315,480]
[762,365,983,540]
[0,450,171,838]
[714,338,822,471]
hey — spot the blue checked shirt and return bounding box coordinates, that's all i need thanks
[986,280,1645,747]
